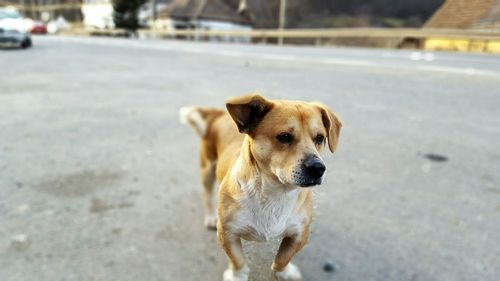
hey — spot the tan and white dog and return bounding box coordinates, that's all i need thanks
[179,94,342,281]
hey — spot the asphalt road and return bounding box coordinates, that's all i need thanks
[1,36,499,281]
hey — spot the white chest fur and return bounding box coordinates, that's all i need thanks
[231,180,303,242]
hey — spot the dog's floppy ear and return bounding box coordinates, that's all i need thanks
[226,94,273,134]
[315,103,342,153]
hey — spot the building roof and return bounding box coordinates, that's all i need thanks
[168,0,252,26]
[474,0,500,28]
[425,0,500,28]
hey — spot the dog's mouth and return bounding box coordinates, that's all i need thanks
[297,177,322,188]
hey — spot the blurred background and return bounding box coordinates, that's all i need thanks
[1,1,499,281]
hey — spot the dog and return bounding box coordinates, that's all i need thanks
[179,94,342,281]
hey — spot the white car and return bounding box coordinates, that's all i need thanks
[0,8,32,48]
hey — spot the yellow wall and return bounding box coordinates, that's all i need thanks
[424,38,500,53]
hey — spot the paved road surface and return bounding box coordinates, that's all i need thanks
[1,36,499,281]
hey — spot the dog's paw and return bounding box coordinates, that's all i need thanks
[204,215,218,230]
[274,263,302,281]
[223,266,249,281]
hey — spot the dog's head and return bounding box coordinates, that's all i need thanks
[227,94,342,187]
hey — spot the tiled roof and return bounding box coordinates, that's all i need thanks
[474,0,500,28]
[425,0,499,28]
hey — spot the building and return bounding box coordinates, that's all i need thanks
[165,0,252,31]
[0,0,82,22]
[81,0,113,29]
[81,0,174,29]
[474,0,500,28]
[423,0,500,52]
[152,0,253,42]
[425,0,500,29]
[81,0,252,37]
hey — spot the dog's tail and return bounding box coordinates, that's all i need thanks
[179,106,225,138]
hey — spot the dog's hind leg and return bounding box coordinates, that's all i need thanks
[200,141,217,230]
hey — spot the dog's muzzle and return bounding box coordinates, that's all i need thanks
[295,156,326,187]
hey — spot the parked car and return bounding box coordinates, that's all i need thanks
[0,7,32,48]
[31,21,47,34]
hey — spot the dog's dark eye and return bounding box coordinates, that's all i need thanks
[314,134,325,145]
[276,133,294,144]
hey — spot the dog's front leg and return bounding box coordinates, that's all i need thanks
[271,227,310,281]
[217,226,249,281]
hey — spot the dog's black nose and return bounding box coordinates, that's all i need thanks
[303,157,326,179]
